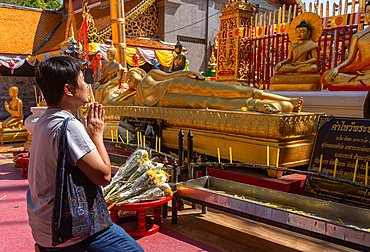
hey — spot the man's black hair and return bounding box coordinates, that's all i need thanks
[35,56,83,106]
[366,1,370,10]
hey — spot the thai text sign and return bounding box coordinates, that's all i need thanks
[305,116,370,208]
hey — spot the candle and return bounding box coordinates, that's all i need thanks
[353,159,358,182]
[140,132,143,147]
[111,130,114,142]
[143,135,146,148]
[333,158,338,177]
[155,136,158,152]
[267,146,269,167]
[319,154,323,175]
[229,147,232,164]
[116,129,118,142]
[158,137,161,152]
[137,132,140,146]
[119,135,125,144]
[33,85,38,105]
[276,148,280,168]
[126,130,129,144]
[366,162,368,186]
[217,148,220,163]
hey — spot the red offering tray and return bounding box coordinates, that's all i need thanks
[107,194,173,237]
[20,158,29,178]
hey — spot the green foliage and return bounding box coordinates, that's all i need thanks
[0,0,62,11]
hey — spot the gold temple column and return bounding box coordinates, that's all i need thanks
[110,0,128,84]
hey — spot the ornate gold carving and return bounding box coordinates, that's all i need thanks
[217,37,237,81]
[103,105,324,140]
[317,116,333,130]
[83,0,158,43]
[217,2,254,83]
[238,37,251,82]
[221,18,238,31]
[126,4,158,38]
[224,0,255,13]
[82,0,111,43]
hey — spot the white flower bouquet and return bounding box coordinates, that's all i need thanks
[104,149,173,209]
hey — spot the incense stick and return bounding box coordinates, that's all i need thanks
[88,84,95,103]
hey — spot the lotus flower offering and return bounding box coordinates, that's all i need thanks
[104,149,173,209]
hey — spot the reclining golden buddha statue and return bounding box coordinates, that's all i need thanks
[270,13,323,91]
[107,68,303,113]
[321,1,370,90]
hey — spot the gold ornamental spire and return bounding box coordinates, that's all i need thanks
[65,0,78,41]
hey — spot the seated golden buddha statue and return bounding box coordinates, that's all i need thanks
[95,43,125,104]
[108,68,303,113]
[170,41,187,72]
[321,2,370,90]
[0,86,29,144]
[270,13,323,91]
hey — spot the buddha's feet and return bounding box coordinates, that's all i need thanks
[264,104,280,113]
[291,97,303,112]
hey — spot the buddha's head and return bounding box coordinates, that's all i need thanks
[175,41,183,55]
[127,68,146,90]
[9,86,18,98]
[295,18,311,42]
[107,44,117,62]
[366,1,370,24]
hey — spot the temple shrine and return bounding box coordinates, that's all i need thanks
[1,0,370,251]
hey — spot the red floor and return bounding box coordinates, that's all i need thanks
[0,155,219,252]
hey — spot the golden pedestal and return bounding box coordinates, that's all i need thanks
[104,106,324,170]
[0,127,29,144]
[270,74,321,91]
[24,134,32,151]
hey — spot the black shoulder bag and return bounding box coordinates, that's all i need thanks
[52,117,112,246]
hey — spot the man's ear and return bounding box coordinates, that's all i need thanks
[64,84,74,97]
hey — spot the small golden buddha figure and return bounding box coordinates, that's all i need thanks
[108,68,303,113]
[0,86,29,144]
[95,43,124,104]
[321,2,370,89]
[3,86,24,128]
[170,41,187,72]
[270,13,323,91]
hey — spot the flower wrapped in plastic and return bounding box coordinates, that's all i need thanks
[103,149,149,196]
[116,183,173,206]
[104,161,165,201]
[127,160,164,182]
[113,149,149,182]
[106,170,171,209]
